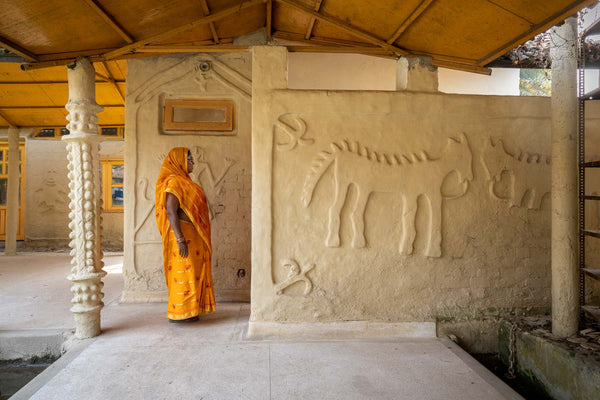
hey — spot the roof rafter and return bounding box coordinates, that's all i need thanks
[81,0,134,43]
[0,110,18,127]
[200,0,220,44]
[276,0,407,55]
[100,61,125,103]
[103,0,265,60]
[266,0,273,41]
[478,0,598,66]
[386,0,435,44]
[0,35,38,62]
[304,0,324,40]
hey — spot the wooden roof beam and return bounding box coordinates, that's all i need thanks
[103,0,265,60]
[287,45,396,57]
[274,30,377,48]
[0,110,18,127]
[0,105,123,109]
[81,0,134,43]
[100,61,125,103]
[0,80,125,85]
[478,0,598,66]
[266,0,273,41]
[430,59,491,75]
[277,0,407,56]
[200,0,220,44]
[0,35,38,62]
[387,0,435,44]
[304,0,324,40]
[136,45,249,53]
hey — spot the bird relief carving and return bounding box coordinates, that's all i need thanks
[481,138,550,210]
[302,134,473,258]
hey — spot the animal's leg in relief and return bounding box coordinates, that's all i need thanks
[350,189,369,248]
[510,180,527,208]
[426,194,442,258]
[399,195,417,255]
[326,183,348,247]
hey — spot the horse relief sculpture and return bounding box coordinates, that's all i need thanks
[302,134,472,257]
[482,138,550,210]
[274,259,315,296]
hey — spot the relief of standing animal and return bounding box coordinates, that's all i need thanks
[301,133,473,257]
[481,138,550,210]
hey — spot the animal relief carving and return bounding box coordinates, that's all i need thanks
[482,138,550,210]
[302,134,473,257]
[274,259,315,296]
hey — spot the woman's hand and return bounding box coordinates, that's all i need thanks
[177,240,189,258]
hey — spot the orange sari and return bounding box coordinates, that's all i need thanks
[155,147,215,319]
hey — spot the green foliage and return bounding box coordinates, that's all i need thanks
[520,69,552,97]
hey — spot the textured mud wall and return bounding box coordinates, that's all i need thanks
[122,53,251,302]
[252,48,555,330]
[24,139,123,249]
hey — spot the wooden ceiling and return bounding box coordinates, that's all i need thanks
[0,0,596,129]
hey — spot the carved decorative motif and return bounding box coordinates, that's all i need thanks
[274,259,315,295]
[35,169,68,213]
[191,146,236,189]
[482,138,550,209]
[302,134,473,257]
[132,54,251,104]
[63,58,106,338]
[274,114,314,152]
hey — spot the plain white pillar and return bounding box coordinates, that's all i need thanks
[4,126,20,256]
[550,17,579,337]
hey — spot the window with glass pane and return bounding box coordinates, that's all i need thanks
[101,159,124,212]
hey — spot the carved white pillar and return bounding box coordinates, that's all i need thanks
[550,17,579,337]
[4,126,20,255]
[63,57,106,338]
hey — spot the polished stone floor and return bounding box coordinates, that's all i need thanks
[0,253,523,399]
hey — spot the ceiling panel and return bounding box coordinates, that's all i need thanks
[397,0,531,61]
[0,0,125,55]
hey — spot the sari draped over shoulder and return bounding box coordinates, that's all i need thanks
[155,147,215,319]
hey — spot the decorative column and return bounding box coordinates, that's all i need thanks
[63,57,106,338]
[550,17,579,337]
[4,126,20,255]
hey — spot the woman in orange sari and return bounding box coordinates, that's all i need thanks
[155,147,215,322]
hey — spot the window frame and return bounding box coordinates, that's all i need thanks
[100,158,124,213]
[33,126,124,140]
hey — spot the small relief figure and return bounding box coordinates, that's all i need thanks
[35,169,68,213]
[274,114,314,152]
[302,134,473,258]
[274,259,315,296]
[482,138,550,210]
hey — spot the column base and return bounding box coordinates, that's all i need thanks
[74,309,101,339]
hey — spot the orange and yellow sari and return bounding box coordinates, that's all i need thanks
[155,147,215,320]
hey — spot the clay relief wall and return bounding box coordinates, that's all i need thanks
[24,139,124,249]
[253,84,555,327]
[122,53,251,302]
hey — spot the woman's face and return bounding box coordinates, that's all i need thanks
[187,152,194,173]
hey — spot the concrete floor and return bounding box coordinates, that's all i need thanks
[0,253,523,400]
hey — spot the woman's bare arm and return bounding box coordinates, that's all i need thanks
[166,192,189,258]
